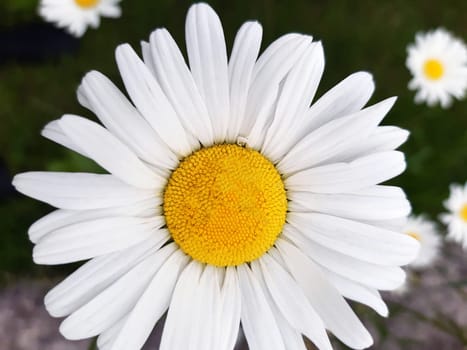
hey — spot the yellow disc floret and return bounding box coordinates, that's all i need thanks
[423,59,444,80]
[460,204,467,222]
[74,0,99,9]
[164,144,287,267]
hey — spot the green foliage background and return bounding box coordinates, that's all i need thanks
[0,0,466,279]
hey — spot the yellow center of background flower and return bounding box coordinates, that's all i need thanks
[164,144,287,267]
[407,231,421,241]
[460,204,467,222]
[423,59,444,80]
[74,0,99,9]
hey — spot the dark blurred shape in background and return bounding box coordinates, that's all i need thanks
[0,158,14,199]
[0,23,78,65]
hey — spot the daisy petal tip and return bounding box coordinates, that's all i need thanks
[187,2,219,21]
[58,320,79,341]
[354,70,373,81]
[82,69,101,82]
[11,172,34,195]
[387,95,398,105]
[115,42,131,57]
[387,231,420,267]
[400,128,410,141]
[57,114,85,133]
[149,28,161,39]
[43,297,64,318]
[32,245,50,265]
[11,173,22,189]
[378,304,389,318]
[242,20,263,35]
[190,2,215,12]
[315,40,324,50]
[361,337,374,350]
[345,329,374,350]
[40,120,56,135]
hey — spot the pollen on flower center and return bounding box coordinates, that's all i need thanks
[74,0,99,9]
[423,59,444,80]
[460,204,467,222]
[163,144,287,267]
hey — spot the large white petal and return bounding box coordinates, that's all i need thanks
[41,120,88,157]
[322,268,389,317]
[285,151,405,193]
[237,264,286,350]
[218,267,241,350]
[149,28,214,146]
[77,70,177,170]
[227,21,263,142]
[250,260,308,350]
[286,213,417,266]
[110,250,189,350]
[245,34,312,149]
[277,239,373,349]
[59,244,177,340]
[356,185,408,197]
[237,33,301,137]
[191,265,223,350]
[159,260,203,350]
[140,41,157,76]
[96,316,127,350]
[115,44,194,156]
[284,227,406,290]
[270,318,306,350]
[288,187,411,220]
[257,254,332,350]
[28,198,160,243]
[13,172,155,210]
[360,215,408,231]
[33,216,165,265]
[58,115,163,189]
[185,3,230,142]
[278,97,397,174]
[262,42,325,162]
[44,232,168,317]
[301,71,375,133]
[327,126,410,163]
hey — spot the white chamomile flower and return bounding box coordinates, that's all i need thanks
[403,215,441,268]
[441,182,467,249]
[406,28,467,108]
[39,0,122,37]
[13,3,419,350]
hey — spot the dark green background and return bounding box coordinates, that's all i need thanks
[0,0,466,279]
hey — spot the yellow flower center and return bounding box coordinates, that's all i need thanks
[163,144,287,267]
[423,59,444,80]
[74,0,99,9]
[460,204,467,222]
[407,231,421,241]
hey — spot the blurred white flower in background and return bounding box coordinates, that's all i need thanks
[441,182,467,249]
[403,215,441,269]
[39,0,122,37]
[406,28,467,108]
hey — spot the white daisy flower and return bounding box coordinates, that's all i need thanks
[39,0,122,37]
[403,215,441,268]
[441,182,467,249]
[13,3,419,350]
[406,28,467,108]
